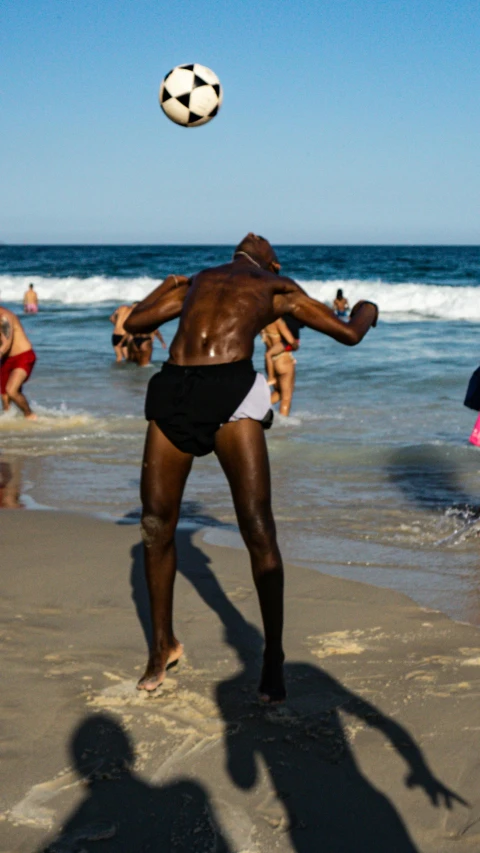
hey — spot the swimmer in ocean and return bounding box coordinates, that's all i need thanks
[23,283,39,314]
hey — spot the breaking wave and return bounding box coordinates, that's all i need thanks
[1,274,479,321]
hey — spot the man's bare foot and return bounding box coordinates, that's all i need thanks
[25,413,37,421]
[258,653,286,704]
[136,641,183,692]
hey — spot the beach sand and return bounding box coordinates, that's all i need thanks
[1,510,480,852]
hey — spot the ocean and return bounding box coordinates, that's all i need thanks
[1,245,480,626]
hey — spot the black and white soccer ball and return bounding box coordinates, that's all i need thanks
[159,63,223,127]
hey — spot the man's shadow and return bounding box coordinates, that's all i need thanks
[129,518,466,852]
[38,713,232,853]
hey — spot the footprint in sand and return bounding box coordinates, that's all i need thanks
[9,767,101,829]
[459,648,480,666]
[306,630,367,659]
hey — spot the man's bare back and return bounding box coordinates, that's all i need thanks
[0,307,33,358]
[124,235,378,702]
[126,236,377,365]
[23,284,39,312]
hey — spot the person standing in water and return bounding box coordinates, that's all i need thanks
[23,283,39,314]
[333,288,350,318]
[109,304,134,362]
[128,329,167,367]
[125,234,378,702]
[261,316,300,416]
[0,305,37,419]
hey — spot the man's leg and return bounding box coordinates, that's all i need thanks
[1,394,9,411]
[5,369,35,419]
[214,418,286,702]
[137,421,194,691]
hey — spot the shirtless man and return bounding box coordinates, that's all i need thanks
[23,283,39,314]
[125,235,378,702]
[109,304,133,362]
[0,306,37,419]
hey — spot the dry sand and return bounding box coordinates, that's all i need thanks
[1,510,479,852]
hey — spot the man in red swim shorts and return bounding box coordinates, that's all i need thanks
[0,305,37,419]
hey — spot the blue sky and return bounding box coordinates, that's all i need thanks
[1,0,479,244]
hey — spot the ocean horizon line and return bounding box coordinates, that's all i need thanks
[2,242,480,249]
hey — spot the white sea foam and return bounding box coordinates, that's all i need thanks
[299,279,480,322]
[0,402,97,431]
[0,274,157,305]
[0,274,479,321]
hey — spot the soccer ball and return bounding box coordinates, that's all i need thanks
[159,64,223,127]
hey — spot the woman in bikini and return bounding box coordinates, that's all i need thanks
[128,329,167,367]
[261,317,298,416]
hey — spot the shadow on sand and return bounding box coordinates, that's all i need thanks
[38,713,233,853]
[126,512,465,852]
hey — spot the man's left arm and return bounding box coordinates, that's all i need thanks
[274,282,378,346]
[125,275,190,334]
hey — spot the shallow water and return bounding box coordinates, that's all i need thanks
[1,245,479,626]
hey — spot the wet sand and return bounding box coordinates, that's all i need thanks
[1,510,480,852]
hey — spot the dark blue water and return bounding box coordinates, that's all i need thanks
[1,244,479,287]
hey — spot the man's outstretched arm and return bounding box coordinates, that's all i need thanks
[274,282,378,346]
[125,275,190,334]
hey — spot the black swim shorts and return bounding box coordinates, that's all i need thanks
[145,359,271,456]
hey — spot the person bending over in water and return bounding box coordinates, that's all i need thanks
[333,288,350,318]
[128,329,166,367]
[23,283,39,314]
[125,235,378,702]
[0,305,37,419]
[109,304,134,362]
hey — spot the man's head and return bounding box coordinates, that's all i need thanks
[29,283,34,290]
[234,233,281,274]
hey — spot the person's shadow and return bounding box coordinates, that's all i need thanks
[129,519,467,852]
[38,713,233,853]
